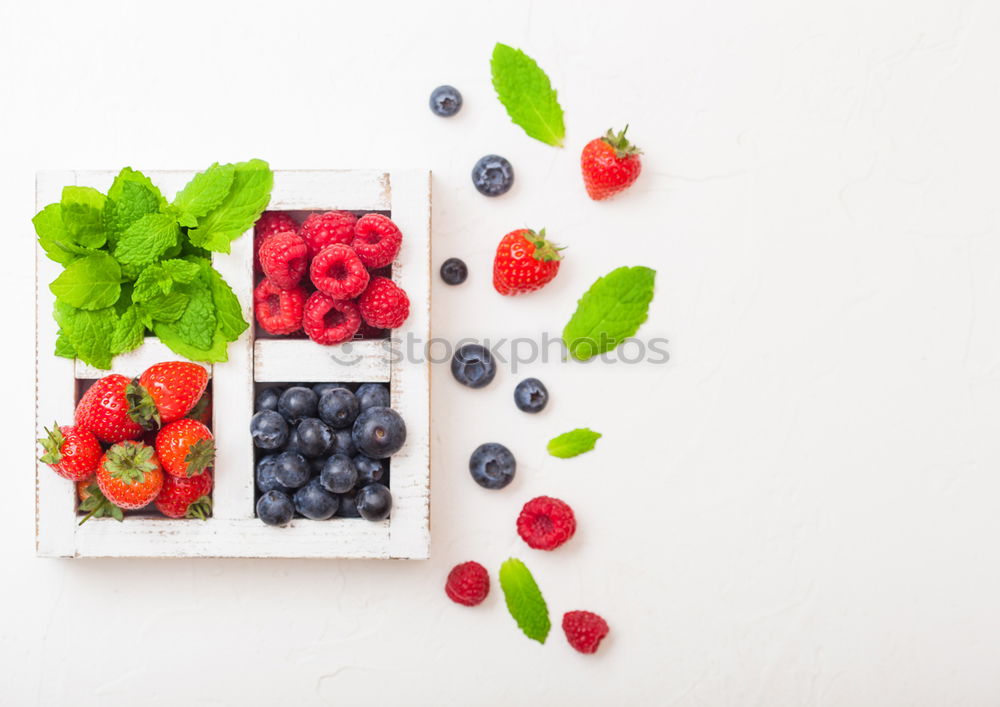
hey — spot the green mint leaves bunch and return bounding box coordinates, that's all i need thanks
[35,160,273,369]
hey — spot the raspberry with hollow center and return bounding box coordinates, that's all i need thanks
[254,212,298,273]
[358,276,410,329]
[562,611,610,654]
[310,244,370,299]
[516,496,576,550]
[254,279,306,335]
[259,231,308,289]
[445,561,490,606]
[302,292,361,345]
[300,211,357,258]
[352,213,402,268]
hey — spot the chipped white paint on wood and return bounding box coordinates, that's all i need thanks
[35,169,431,559]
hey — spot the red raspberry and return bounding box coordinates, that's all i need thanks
[358,277,410,329]
[302,292,361,345]
[259,231,308,289]
[561,611,610,654]
[516,496,576,550]
[310,244,370,299]
[300,211,357,258]
[445,561,490,606]
[352,213,402,268]
[254,279,306,335]
[254,212,298,273]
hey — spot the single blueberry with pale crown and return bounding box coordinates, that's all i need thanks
[273,451,311,489]
[440,258,468,285]
[514,377,548,413]
[296,418,334,458]
[429,85,463,117]
[352,407,407,459]
[355,383,390,411]
[469,442,516,489]
[471,154,513,196]
[318,388,360,429]
[451,344,496,389]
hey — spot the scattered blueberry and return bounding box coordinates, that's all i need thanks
[250,410,288,450]
[330,428,357,457]
[273,451,311,489]
[469,443,516,489]
[440,258,468,285]
[255,386,283,412]
[352,407,407,459]
[355,483,392,521]
[293,478,339,520]
[296,418,334,458]
[429,85,462,117]
[278,386,318,423]
[451,344,496,388]
[313,382,349,397]
[255,454,289,494]
[355,383,390,411]
[337,492,362,518]
[353,454,385,486]
[514,378,548,413]
[318,388,360,429]
[257,490,294,526]
[472,154,513,197]
[320,454,359,494]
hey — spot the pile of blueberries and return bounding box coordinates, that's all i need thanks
[250,382,405,526]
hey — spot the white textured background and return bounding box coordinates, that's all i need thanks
[3,0,999,704]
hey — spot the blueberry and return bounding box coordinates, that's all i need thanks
[355,483,392,521]
[255,454,290,494]
[318,388,360,429]
[320,454,359,494]
[352,407,407,459]
[469,443,516,489]
[251,410,288,450]
[296,418,334,458]
[313,382,349,397]
[277,386,318,423]
[293,478,339,520]
[429,85,462,117]
[257,490,294,526]
[273,451,311,489]
[337,492,362,518]
[514,377,548,413]
[355,383,390,411]
[283,426,303,455]
[440,258,468,285]
[353,454,384,486]
[472,155,513,197]
[255,386,283,412]
[451,344,496,389]
[330,428,357,457]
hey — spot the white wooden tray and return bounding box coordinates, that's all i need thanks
[35,169,431,559]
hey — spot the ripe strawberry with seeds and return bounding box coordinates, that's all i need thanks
[580,126,642,200]
[155,470,213,519]
[156,419,214,478]
[492,229,563,295]
[95,441,164,510]
[38,423,102,481]
[352,213,402,268]
[76,480,124,524]
[75,374,144,444]
[127,361,209,429]
[300,211,357,258]
[254,279,306,335]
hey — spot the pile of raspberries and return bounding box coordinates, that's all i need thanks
[253,211,411,345]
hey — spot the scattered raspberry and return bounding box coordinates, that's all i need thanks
[254,279,306,335]
[445,561,490,606]
[310,244,370,299]
[352,214,402,268]
[254,212,299,273]
[562,611,609,654]
[302,292,362,345]
[259,231,308,289]
[516,496,576,550]
[358,276,410,329]
[300,211,357,258]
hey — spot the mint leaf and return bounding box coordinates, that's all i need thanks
[56,305,117,369]
[49,253,122,310]
[491,43,565,147]
[110,305,145,355]
[563,266,656,361]
[547,428,602,458]
[157,272,216,351]
[206,265,248,340]
[54,330,77,358]
[114,213,180,266]
[106,167,166,207]
[105,178,162,247]
[60,186,107,248]
[141,291,189,324]
[162,259,201,283]
[154,322,230,363]
[34,203,99,264]
[187,159,273,253]
[499,558,550,643]
[172,162,236,220]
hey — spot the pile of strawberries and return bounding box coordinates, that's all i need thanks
[37,361,214,522]
[253,211,410,345]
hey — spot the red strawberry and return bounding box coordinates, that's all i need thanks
[76,479,124,524]
[580,126,642,200]
[300,211,357,258]
[127,361,209,429]
[95,441,164,510]
[155,419,214,478]
[38,423,102,481]
[492,229,563,295]
[75,374,144,443]
[155,470,213,519]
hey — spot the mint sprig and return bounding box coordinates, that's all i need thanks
[491,43,565,147]
[499,558,550,643]
[548,428,602,458]
[562,266,657,361]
